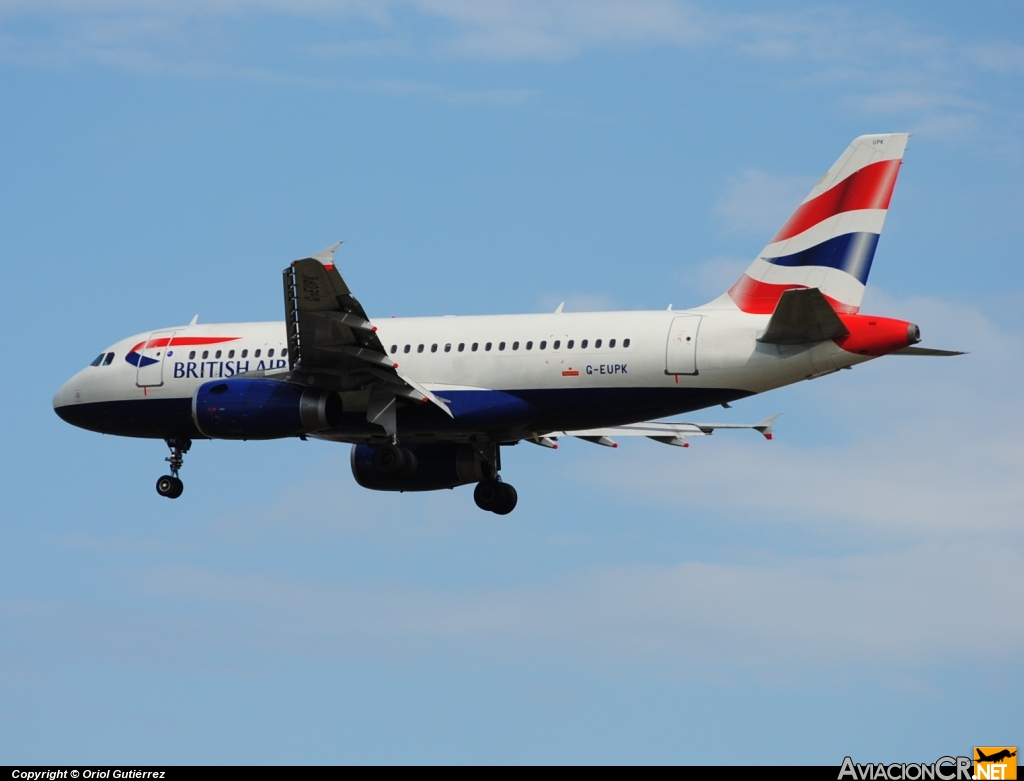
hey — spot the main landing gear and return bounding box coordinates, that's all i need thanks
[474,479,518,515]
[469,443,518,515]
[156,437,191,499]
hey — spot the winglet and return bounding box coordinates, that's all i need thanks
[310,241,342,267]
[754,413,781,440]
[554,302,565,314]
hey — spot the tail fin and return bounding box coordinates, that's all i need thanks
[720,133,909,315]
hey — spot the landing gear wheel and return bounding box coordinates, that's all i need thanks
[493,483,517,515]
[474,479,501,511]
[474,480,518,514]
[156,475,184,499]
[157,437,191,499]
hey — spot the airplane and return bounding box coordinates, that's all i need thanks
[53,133,961,514]
[976,750,1017,763]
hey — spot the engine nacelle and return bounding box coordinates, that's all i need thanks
[351,443,487,492]
[192,378,342,440]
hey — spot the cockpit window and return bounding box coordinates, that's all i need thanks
[90,353,105,367]
[102,352,115,366]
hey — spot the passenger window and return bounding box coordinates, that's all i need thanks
[242,349,248,358]
[553,340,561,349]
[609,339,616,348]
[404,345,411,353]
[102,352,115,366]
[202,350,209,359]
[268,349,275,357]
[472,343,479,352]
[498,342,505,351]
[526,341,533,350]
[254,349,261,358]
[485,342,492,351]
[512,341,519,350]
[417,344,424,353]
[567,340,574,349]
[624,338,631,348]
[90,354,104,367]
[215,350,222,359]
[540,340,547,349]
[581,339,588,349]
[445,344,452,353]
[282,349,288,357]
[390,345,397,354]
[188,350,196,360]
[458,343,465,352]
[595,339,602,348]
[228,350,235,359]
[431,344,438,353]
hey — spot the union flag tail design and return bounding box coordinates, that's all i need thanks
[725,133,909,315]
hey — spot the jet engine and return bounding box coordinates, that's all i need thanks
[192,378,342,440]
[351,443,488,492]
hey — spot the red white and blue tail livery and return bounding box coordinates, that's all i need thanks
[53,134,960,513]
[724,133,906,315]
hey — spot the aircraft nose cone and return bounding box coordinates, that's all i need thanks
[53,382,68,412]
[53,380,78,425]
[53,373,90,428]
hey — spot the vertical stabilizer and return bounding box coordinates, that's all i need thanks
[714,133,909,314]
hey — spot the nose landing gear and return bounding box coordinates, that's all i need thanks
[156,437,191,499]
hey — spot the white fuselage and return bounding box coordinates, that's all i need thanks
[53,306,872,443]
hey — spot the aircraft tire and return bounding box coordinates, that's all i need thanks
[493,483,517,515]
[156,475,184,499]
[474,480,517,514]
[473,480,501,512]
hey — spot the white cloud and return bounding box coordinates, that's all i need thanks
[348,78,535,105]
[965,41,1024,75]
[537,292,621,312]
[16,535,1013,678]
[13,296,1021,683]
[412,0,710,61]
[713,169,814,237]
[689,255,747,300]
[2,0,1022,139]
[584,292,1024,536]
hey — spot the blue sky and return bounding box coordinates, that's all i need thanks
[3,0,1023,764]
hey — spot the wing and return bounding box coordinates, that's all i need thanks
[536,414,780,448]
[282,243,451,440]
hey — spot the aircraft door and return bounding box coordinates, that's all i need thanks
[135,330,176,387]
[665,315,701,375]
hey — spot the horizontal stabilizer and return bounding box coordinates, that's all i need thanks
[758,288,849,345]
[892,346,966,357]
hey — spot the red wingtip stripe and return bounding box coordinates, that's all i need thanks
[772,159,901,243]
